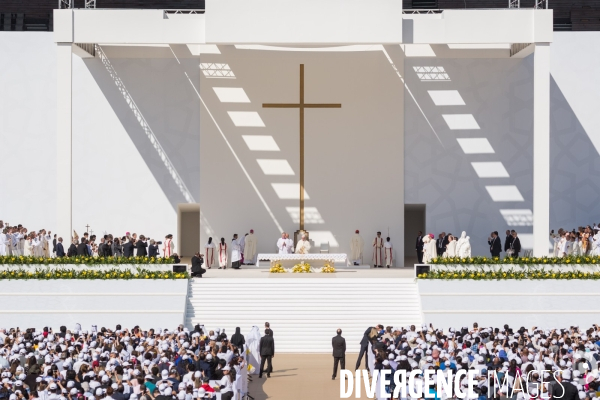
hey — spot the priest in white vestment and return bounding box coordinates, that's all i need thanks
[244,230,257,265]
[284,233,294,253]
[372,232,384,268]
[239,234,246,264]
[246,326,261,376]
[455,231,467,257]
[204,237,216,268]
[0,231,7,256]
[459,236,471,258]
[350,230,364,265]
[231,234,242,269]
[295,234,311,254]
[276,232,289,254]
[384,237,393,268]
[445,235,457,257]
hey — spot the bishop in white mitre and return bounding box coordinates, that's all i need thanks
[295,233,311,254]
[372,232,384,268]
[350,230,364,266]
[244,229,258,265]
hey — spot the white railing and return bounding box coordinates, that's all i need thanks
[164,9,205,14]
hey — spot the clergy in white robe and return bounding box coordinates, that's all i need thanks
[350,230,364,265]
[459,236,471,258]
[276,232,288,254]
[0,231,7,256]
[244,230,257,265]
[231,235,242,269]
[455,231,467,257]
[295,234,311,254]
[246,326,261,376]
[204,238,216,268]
[422,235,433,263]
[218,239,228,269]
[372,232,384,268]
[426,234,437,262]
[24,237,34,256]
[445,235,457,258]
[239,234,246,264]
[284,233,294,254]
[384,238,393,268]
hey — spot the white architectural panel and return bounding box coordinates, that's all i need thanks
[486,185,525,202]
[471,162,509,178]
[456,138,495,154]
[442,114,480,130]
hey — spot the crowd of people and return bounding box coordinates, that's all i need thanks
[0,323,277,400]
[550,226,600,258]
[341,323,600,400]
[0,221,176,260]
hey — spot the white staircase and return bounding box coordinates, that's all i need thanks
[185,278,422,353]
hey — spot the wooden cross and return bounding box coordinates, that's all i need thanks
[263,64,341,230]
[85,224,90,233]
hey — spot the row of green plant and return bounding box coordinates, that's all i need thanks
[419,269,600,280]
[0,268,188,280]
[430,255,600,265]
[0,255,174,265]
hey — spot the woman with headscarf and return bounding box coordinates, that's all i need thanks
[204,237,215,269]
[230,327,245,349]
[246,326,261,375]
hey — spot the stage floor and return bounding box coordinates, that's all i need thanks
[193,266,415,279]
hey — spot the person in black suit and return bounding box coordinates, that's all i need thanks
[123,238,135,258]
[136,235,148,257]
[504,229,513,254]
[331,329,346,380]
[67,239,77,257]
[76,239,90,256]
[259,329,275,378]
[148,240,159,258]
[52,234,57,257]
[436,233,445,257]
[56,237,65,257]
[191,253,206,278]
[416,231,424,263]
[510,230,521,258]
[355,327,374,371]
[488,231,502,258]
[552,369,579,400]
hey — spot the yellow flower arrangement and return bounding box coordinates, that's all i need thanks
[292,262,312,273]
[321,261,336,273]
[269,262,286,273]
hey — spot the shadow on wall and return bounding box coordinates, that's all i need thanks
[550,76,600,229]
[83,54,200,210]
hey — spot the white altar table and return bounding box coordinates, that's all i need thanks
[256,253,349,268]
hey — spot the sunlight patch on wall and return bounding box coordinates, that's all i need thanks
[271,183,310,200]
[442,114,480,130]
[242,135,280,151]
[428,90,465,106]
[228,111,265,127]
[486,186,524,202]
[213,87,250,103]
[256,159,295,175]
[471,162,509,178]
[456,138,495,154]
[286,207,325,224]
[309,231,339,248]
[500,209,534,226]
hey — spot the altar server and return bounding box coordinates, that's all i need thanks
[284,233,294,254]
[384,237,393,268]
[204,237,216,268]
[295,233,311,254]
[231,234,242,269]
[372,232,384,268]
[350,230,364,266]
[218,237,228,269]
[244,230,257,265]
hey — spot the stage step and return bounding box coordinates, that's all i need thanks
[184,278,423,353]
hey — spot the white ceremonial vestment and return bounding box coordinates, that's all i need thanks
[33,237,43,257]
[372,237,384,266]
[244,233,257,263]
[0,233,7,256]
[284,238,294,253]
[277,238,287,254]
[246,327,261,375]
[295,239,311,254]
[446,241,457,257]
[218,243,228,267]
[367,342,375,377]
[231,239,242,263]
[350,234,364,264]
[204,243,216,268]
[427,237,437,261]
[455,231,467,257]
[459,237,471,258]
[24,239,33,256]
[163,238,174,258]
[384,241,393,267]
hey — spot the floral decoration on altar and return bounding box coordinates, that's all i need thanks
[320,260,336,273]
[292,261,312,273]
[269,262,286,273]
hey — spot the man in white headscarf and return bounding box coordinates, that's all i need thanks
[246,326,261,376]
